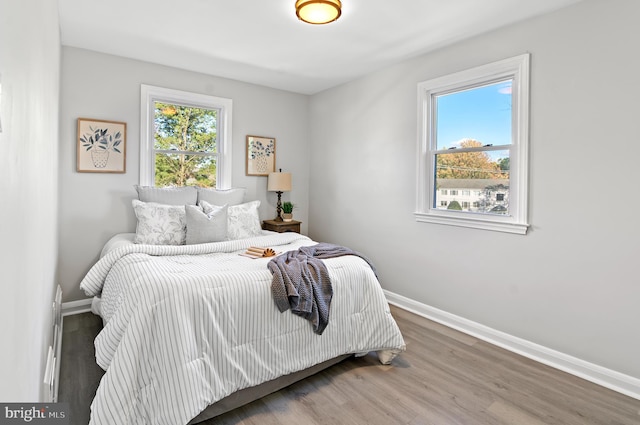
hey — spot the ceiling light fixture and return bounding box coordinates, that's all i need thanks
[295,0,342,25]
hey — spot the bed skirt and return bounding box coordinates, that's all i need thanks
[188,354,352,423]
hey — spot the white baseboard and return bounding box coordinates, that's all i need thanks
[384,290,640,401]
[61,298,93,316]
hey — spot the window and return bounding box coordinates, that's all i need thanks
[140,85,233,188]
[416,54,530,234]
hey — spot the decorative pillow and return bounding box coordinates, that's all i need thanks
[196,187,246,206]
[135,185,197,205]
[225,200,262,240]
[132,199,186,245]
[185,203,228,245]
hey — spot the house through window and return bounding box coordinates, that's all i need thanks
[415,54,530,234]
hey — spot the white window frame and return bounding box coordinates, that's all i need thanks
[415,54,530,235]
[139,84,233,188]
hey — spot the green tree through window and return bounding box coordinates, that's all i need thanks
[154,102,218,187]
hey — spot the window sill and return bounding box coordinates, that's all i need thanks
[414,212,529,235]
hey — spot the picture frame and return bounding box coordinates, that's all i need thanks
[246,135,276,176]
[77,118,126,173]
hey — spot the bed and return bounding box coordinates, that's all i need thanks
[80,230,406,425]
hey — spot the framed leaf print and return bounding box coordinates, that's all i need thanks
[246,135,276,176]
[77,118,127,173]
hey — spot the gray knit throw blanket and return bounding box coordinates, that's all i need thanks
[268,243,376,335]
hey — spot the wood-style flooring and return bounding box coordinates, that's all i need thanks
[59,306,640,425]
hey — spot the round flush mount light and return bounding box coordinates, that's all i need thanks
[295,0,342,25]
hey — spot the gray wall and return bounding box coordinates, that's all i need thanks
[59,47,310,302]
[308,0,640,379]
[0,0,60,401]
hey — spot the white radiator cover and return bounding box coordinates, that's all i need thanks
[44,285,63,402]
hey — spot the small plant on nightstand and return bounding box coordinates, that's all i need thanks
[282,202,294,222]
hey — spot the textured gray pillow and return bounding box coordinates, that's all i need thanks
[135,185,198,205]
[185,203,228,244]
[196,187,246,206]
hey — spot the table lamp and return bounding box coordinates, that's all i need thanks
[267,170,292,221]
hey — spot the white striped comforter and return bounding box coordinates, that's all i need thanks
[80,232,406,425]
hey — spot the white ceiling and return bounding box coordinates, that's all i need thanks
[58,0,582,95]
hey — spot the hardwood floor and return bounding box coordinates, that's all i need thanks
[59,306,640,425]
[58,312,105,425]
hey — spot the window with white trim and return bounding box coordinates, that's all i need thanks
[140,85,233,188]
[416,54,530,234]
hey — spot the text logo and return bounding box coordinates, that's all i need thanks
[0,404,68,425]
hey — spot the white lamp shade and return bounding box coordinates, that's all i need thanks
[268,172,292,191]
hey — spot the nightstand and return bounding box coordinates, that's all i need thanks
[262,219,301,234]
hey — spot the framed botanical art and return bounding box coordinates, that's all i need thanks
[77,118,126,173]
[246,135,276,176]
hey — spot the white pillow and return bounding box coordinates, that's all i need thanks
[185,203,228,244]
[132,199,186,245]
[135,185,197,205]
[225,200,262,240]
[196,187,246,206]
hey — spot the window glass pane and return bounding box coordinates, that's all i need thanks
[434,149,510,215]
[435,80,512,150]
[154,102,218,153]
[155,153,217,188]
